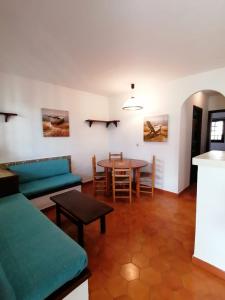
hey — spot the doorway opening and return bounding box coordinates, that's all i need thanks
[178,90,225,193]
[206,109,225,152]
[190,106,202,184]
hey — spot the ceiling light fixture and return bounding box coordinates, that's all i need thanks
[122,83,143,110]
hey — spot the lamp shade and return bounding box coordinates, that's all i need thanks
[122,83,143,110]
[122,97,143,110]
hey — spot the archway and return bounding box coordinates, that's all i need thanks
[178,90,225,192]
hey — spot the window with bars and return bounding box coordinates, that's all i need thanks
[210,120,224,142]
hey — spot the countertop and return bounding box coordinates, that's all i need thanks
[192,150,225,168]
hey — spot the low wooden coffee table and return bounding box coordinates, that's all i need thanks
[50,190,113,246]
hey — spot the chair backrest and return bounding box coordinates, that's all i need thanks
[109,152,123,160]
[112,168,131,178]
[92,155,97,176]
[112,160,132,203]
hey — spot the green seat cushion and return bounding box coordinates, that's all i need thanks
[0,264,16,300]
[19,173,81,198]
[0,193,88,300]
[9,159,70,183]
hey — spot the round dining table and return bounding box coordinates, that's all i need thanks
[97,159,148,198]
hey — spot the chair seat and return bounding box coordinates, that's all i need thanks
[140,182,152,187]
[112,165,132,203]
[139,156,155,197]
[95,177,106,183]
[140,171,152,177]
[95,171,106,177]
[92,155,106,195]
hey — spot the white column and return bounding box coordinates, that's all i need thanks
[193,151,225,272]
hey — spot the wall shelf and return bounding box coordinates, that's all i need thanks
[85,119,120,128]
[0,112,18,122]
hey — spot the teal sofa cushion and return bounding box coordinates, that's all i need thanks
[9,159,70,183]
[0,264,16,300]
[19,173,81,198]
[0,193,87,300]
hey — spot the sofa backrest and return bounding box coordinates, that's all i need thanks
[8,158,70,183]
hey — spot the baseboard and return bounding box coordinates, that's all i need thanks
[178,183,197,196]
[154,187,178,197]
[178,186,190,196]
[192,256,225,281]
[82,181,178,196]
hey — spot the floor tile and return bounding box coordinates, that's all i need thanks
[105,275,128,298]
[44,183,225,300]
[127,279,149,300]
[120,263,140,281]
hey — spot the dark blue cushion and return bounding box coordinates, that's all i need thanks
[19,173,81,197]
[0,193,87,300]
[9,159,70,183]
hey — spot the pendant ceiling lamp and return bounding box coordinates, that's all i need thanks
[122,83,143,110]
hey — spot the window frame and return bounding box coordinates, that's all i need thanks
[210,119,225,143]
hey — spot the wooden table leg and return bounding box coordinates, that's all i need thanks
[105,167,111,196]
[136,168,140,198]
[100,215,106,233]
[56,204,61,227]
[133,169,136,189]
[77,222,84,246]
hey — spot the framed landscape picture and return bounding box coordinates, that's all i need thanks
[42,108,70,137]
[144,114,168,142]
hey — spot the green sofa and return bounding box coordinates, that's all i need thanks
[8,158,81,199]
[0,193,88,300]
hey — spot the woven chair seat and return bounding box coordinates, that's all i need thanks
[140,171,152,178]
[92,155,106,195]
[139,156,155,197]
[95,171,106,177]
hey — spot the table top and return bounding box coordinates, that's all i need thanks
[50,190,113,225]
[97,159,148,169]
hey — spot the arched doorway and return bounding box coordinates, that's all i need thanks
[178,90,225,192]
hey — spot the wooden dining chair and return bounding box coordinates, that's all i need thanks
[112,161,132,203]
[139,155,156,197]
[109,152,123,160]
[92,155,106,195]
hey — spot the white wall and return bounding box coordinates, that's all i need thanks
[0,72,110,181]
[2,67,225,192]
[208,93,225,111]
[178,92,209,191]
[108,86,180,193]
[161,68,225,192]
[108,67,225,193]
[179,92,225,191]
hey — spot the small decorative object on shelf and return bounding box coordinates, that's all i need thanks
[0,112,18,122]
[85,119,120,128]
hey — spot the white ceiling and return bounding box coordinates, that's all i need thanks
[1,0,225,96]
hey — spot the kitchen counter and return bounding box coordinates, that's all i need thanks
[192,150,225,277]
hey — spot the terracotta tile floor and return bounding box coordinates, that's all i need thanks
[45,184,225,299]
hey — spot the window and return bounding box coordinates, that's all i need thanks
[210,120,224,142]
